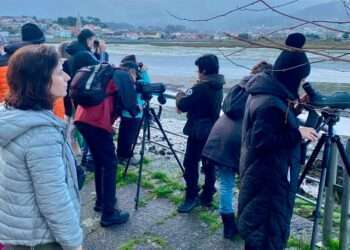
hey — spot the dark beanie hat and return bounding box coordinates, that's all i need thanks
[78,29,95,44]
[120,54,139,70]
[273,33,310,99]
[21,23,45,44]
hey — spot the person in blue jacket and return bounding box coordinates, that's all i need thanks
[117,55,151,165]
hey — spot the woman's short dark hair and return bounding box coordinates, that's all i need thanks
[195,54,219,75]
[6,45,59,110]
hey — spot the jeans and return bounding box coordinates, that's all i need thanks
[76,122,117,214]
[218,166,236,214]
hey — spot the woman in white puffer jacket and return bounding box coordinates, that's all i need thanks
[0,45,82,250]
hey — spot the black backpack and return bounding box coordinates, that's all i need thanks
[70,63,115,107]
[222,77,251,120]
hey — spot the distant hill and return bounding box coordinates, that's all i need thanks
[0,0,341,31]
[254,1,349,28]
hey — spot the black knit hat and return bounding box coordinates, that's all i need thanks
[21,23,45,44]
[273,33,310,99]
[77,29,95,46]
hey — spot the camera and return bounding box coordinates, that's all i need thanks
[303,82,350,110]
[136,81,167,104]
[93,39,100,49]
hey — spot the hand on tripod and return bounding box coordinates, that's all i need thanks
[299,126,319,142]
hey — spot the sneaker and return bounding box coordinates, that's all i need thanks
[177,197,199,213]
[100,209,130,227]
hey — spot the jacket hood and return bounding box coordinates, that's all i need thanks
[65,41,89,56]
[200,74,225,90]
[0,105,65,147]
[4,41,31,55]
[247,72,295,101]
[0,42,33,66]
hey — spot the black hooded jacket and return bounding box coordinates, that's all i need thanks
[65,41,99,77]
[0,41,30,67]
[63,41,99,116]
[176,74,225,139]
[238,73,302,249]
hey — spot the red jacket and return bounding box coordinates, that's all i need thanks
[75,80,118,133]
[0,65,9,102]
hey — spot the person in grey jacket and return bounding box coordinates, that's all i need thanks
[0,45,83,250]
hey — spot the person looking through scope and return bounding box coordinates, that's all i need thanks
[238,33,318,250]
[117,55,151,166]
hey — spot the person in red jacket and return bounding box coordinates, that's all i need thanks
[75,64,139,227]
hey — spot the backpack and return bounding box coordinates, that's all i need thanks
[222,81,250,121]
[70,63,115,107]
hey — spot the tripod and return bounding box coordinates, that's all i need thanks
[298,110,350,250]
[123,96,185,210]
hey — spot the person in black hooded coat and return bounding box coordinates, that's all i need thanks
[238,33,319,250]
[64,29,99,171]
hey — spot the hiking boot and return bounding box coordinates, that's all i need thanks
[221,213,239,240]
[100,209,130,227]
[199,192,214,208]
[177,197,199,213]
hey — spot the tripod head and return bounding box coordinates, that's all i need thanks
[136,81,167,105]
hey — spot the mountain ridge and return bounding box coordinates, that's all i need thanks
[0,0,342,31]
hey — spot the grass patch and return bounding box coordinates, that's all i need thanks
[294,198,314,218]
[151,171,171,182]
[141,179,155,189]
[168,191,184,205]
[119,233,168,250]
[287,237,310,250]
[326,239,340,250]
[152,185,174,198]
[197,209,221,232]
[287,237,341,250]
[116,167,138,187]
[143,156,151,165]
[84,172,95,184]
[293,198,342,230]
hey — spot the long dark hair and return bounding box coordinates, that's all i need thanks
[6,45,59,110]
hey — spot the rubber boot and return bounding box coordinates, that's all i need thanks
[221,213,239,239]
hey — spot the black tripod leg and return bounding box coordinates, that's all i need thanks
[310,135,332,250]
[135,117,148,210]
[147,118,151,141]
[334,136,350,176]
[123,114,145,178]
[150,108,185,174]
[298,134,326,188]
